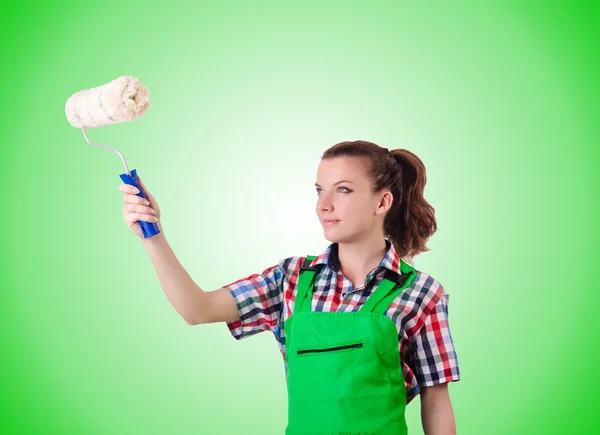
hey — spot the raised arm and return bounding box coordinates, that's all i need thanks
[142,232,240,325]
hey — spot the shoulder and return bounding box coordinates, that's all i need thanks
[406,269,448,313]
[276,255,312,279]
[388,269,448,330]
[224,254,317,288]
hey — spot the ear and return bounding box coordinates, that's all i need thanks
[375,191,393,215]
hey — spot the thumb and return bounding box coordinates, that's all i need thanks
[137,176,151,196]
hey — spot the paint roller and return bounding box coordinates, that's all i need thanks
[65,75,160,238]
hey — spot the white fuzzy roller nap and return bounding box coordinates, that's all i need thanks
[65,76,150,129]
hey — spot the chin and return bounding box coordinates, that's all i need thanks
[322,231,348,244]
[322,230,337,243]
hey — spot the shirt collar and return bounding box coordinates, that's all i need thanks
[309,239,406,277]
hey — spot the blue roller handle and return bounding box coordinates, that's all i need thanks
[119,168,161,239]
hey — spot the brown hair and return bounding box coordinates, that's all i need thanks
[321,140,437,261]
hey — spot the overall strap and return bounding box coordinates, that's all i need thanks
[294,255,319,313]
[360,261,417,315]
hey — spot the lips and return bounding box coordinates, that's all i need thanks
[322,219,341,225]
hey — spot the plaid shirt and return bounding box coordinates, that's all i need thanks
[224,240,460,404]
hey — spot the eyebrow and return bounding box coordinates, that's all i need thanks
[314,180,354,187]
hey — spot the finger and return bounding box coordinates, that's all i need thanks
[137,177,154,199]
[119,183,140,194]
[123,212,140,224]
[123,211,158,224]
[123,212,158,222]
[123,193,151,206]
[122,204,156,215]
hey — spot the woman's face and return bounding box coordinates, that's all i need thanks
[315,156,388,243]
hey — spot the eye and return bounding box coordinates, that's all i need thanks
[316,187,323,194]
[338,186,351,193]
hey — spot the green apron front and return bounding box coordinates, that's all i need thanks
[284,256,417,435]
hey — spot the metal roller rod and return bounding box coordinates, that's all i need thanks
[81,128,131,176]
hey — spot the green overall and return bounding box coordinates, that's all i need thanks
[284,256,417,435]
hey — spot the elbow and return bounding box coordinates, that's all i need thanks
[184,287,208,325]
[184,314,201,325]
[184,313,208,325]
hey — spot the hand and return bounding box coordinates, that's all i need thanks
[119,176,162,239]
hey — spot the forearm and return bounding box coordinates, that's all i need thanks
[142,230,205,324]
[421,384,457,435]
[422,407,456,435]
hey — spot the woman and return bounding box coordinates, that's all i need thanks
[120,140,460,434]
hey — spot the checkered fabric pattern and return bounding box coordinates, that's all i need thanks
[224,240,460,403]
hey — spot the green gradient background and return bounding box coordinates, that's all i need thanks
[1,1,598,434]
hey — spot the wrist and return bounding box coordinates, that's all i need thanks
[142,226,166,245]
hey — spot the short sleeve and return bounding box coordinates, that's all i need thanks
[223,262,285,340]
[413,292,461,387]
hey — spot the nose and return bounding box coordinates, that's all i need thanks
[317,191,334,212]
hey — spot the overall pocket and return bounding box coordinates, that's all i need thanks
[297,342,364,355]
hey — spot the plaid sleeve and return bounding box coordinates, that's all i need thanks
[223,262,285,340]
[413,292,461,387]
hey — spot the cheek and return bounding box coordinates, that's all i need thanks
[348,197,377,220]
[341,197,367,217]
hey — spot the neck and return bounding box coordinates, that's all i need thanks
[336,234,388,284]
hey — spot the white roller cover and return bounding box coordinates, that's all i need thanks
[65,76,150,129]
